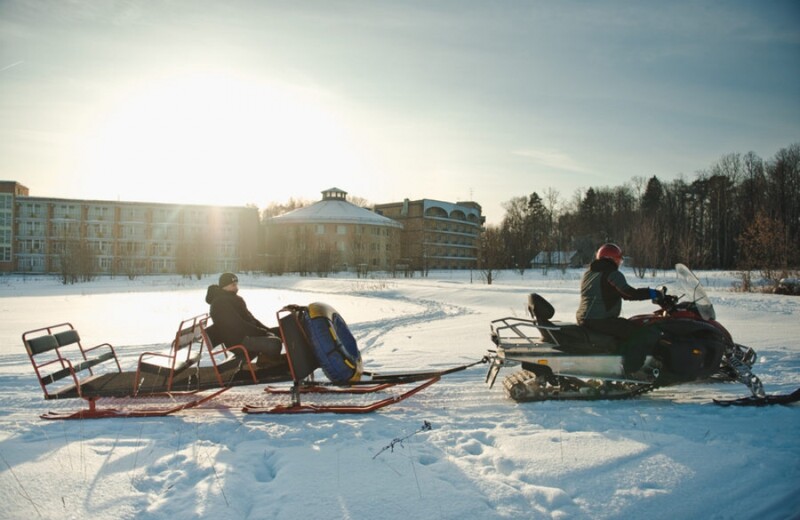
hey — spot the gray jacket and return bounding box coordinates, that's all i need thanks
[576,258,652,323]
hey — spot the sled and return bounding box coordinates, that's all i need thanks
[22,303,482,419]
[241,304,484,414]
[22,317,292,420]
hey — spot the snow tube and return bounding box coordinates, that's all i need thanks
[303,302,363,383]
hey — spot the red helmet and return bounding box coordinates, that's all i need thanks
[595,243,623,266]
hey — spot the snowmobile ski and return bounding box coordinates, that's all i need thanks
[713,387,800,407]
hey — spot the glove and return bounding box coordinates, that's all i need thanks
[649,288,664,304]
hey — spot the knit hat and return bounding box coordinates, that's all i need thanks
[219,272,238,287]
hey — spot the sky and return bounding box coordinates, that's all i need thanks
[1,1,799,224]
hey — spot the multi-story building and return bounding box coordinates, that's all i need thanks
[264,188,403,274]
[375,198,484,271]
[2,181,485,276]
[0,181,28,272]
[1,181,259,276]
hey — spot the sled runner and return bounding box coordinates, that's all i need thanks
[485,264,800,406]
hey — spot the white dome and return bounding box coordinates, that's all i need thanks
[270,199,403,228]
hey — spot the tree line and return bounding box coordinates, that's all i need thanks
[483,143,800,283]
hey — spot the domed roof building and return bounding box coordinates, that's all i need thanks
[265,188,403,274]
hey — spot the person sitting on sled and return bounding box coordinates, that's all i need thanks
[205,272,284,368]
[576,243,664,376]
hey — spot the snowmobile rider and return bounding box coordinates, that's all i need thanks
[205,272,284,368]
[576,243,664,376]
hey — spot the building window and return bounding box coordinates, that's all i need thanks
[337,225,346,235]
[316,224,325,235]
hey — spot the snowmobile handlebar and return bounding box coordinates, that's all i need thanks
[656,286,680,311]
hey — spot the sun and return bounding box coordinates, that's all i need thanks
[81,71,363,206]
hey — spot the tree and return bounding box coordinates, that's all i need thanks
[765,144,800,252]
[641,176,664,214]
[738,151,766,225]
[627,176,665,272]
[501,196,531,274]
[55,227,95,284]
[535,190,556,260]
[627,217,660,278]
[260,198,312,219]
[477,225,504,285]
[739,212,798,285]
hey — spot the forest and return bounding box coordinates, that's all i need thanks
[481,143,800,284]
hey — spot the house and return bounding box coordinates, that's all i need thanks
[530,250,580,268]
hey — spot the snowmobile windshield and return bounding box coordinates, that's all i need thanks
[675,263,716,320]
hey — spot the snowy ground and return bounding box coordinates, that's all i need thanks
[1,268,798,520]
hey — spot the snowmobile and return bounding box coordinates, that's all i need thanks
[485,264,800,406]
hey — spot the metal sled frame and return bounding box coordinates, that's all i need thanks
[242,305,466,415]
[22,305,483,419]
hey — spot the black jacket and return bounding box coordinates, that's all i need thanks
[205,285,271,347]
[576,258,652,323]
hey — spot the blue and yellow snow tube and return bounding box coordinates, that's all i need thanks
[304,302,363,383]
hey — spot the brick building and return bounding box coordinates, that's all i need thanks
[1,181,259,276]
[375,198,484,271]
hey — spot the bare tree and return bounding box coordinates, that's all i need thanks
[478,225,504,285]
[627,216,660,278]
[738,212,798,287]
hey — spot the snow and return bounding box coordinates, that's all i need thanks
[1,268,798,520]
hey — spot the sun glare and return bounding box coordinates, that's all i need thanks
[82,72,363,206]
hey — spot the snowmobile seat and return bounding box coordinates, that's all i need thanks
[544,325,618,354]
[133,313,207,393]
[22,323,122,400]
[528,293,556,323]
[527,293,617,353]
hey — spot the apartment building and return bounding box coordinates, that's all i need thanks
[1,181,259,275]
[375,198,485,271]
